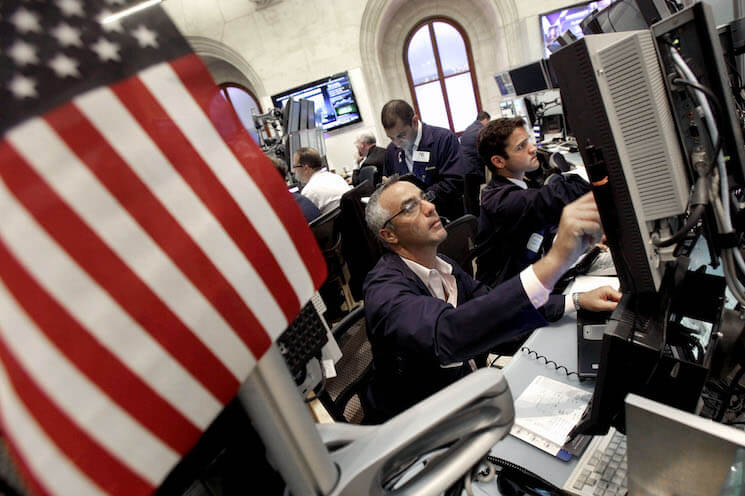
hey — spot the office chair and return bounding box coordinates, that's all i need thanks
[310,207,356,315]
[358,166,380,190]
[339,181,384,301]
[320,306,372,424]
[463,173,483,217]
[437,214,479,278]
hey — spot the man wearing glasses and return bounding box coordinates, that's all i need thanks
[475,118,591,288]
[362,176,619,422]
[381,100,466,221]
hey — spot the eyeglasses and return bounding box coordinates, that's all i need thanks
[382,190,436,229]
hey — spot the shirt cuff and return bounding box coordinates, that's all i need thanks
[565,294,576,315]
[520,266,551,309]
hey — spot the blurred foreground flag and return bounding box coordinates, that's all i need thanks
[0,1,326,494]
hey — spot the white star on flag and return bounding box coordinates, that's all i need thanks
[91,37,121,62]
[10,8,42,33]
[51,22,83,47]
[131,25,158,49]
[8,74,38,99]
[56,0,84,17]
[48,54,80,78]
[7,40,38,66]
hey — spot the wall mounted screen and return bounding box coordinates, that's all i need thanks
[271,72,362,132]
[540,0,614,57]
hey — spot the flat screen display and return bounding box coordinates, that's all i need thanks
[271,72,362,132]
[509,61,549,96]
[540,0,615,57]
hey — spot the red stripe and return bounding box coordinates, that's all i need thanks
[0,237,201,455]
[0,139,239,405]
[111,77,299,327]
[0,331,153,495]
[169,54,327,290]
[47,102,272,366]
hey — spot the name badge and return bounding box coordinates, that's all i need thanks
[526,232,544,253]
[413,150,430,163]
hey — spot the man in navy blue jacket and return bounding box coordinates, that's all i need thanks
[475,117,591,287]
[381,100,465,220]
[459,110,490,183]
[362,177,620,422]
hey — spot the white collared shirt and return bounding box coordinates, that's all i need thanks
[301,169,351,214]
[403,123,424,173]
[400,255,458,306]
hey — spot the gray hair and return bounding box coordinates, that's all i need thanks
[365,175,400,243]
[355,131,376,146]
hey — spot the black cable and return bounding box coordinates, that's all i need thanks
[487,455,570,496]
[716,365,745,422]
[672,78,725,123]
[488,354,502,368]
[651,204,706,248]
[520,346,578,378]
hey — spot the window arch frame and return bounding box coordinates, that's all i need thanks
[402,16,482,134]
[218,82,263,115]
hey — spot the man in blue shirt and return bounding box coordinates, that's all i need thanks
[382,100,466,220]
[475,117,590,287]
[362,176,619,421]
[459,110,490,183]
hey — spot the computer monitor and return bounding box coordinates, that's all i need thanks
[626,393,745,494]
[539,0,615,57]
[508,61,551,96]
[551,2,743,435]
[272,72,362,132]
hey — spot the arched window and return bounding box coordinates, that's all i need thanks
[404,18,481,134]
[219,83,262,143]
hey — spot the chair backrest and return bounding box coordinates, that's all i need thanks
[437,214,479,277]
[463,173,482,217]
[339,181,384,301]
[358,166,380,190]
[321,306,372,424]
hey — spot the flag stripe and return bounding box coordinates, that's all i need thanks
[0,332,153,494]
[45,103,258,379]
[150,58,327,327]
[111,76,298,344]
[114,76,301,325]
[0,281,177,485]
[74,85,287,343]
[0,356,103,496]
[0,139,229,416]
[0,237,202,454]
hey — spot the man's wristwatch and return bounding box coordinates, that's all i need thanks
[573,292,582,311]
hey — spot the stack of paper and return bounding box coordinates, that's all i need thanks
[510,376,592,458]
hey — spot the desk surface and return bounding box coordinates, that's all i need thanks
[473,277,615,495]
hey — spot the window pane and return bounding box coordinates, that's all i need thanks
[224,86,260,143]
[433,22,469,77]
[414,81,450,129]
[444,73,478,133]
[407,25,438,85]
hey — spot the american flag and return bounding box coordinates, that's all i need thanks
[0,1,326,494]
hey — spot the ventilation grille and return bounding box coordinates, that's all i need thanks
[599,32,688,221]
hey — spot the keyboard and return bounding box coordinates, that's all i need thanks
[563,428,628,496]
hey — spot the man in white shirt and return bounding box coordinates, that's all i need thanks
[292,147,351,214]
[362,176,620,421]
